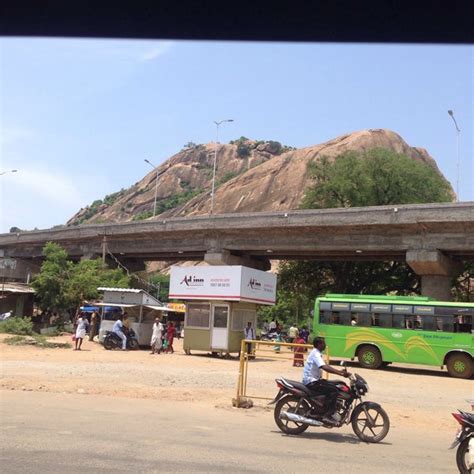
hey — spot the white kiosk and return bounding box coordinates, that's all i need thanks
[169,265,277,355]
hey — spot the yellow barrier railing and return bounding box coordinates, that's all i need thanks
[234,339,330,408]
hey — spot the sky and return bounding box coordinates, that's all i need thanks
[0,38,472,232]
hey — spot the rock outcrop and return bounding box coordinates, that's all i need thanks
[67,129,449,225]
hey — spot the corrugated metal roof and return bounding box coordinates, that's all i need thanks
[0,282,35,294]
[97,287,143,293]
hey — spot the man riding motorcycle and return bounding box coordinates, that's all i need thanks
[112,315,127,351]
[303,336,351,423]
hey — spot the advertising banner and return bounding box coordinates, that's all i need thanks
[169,266,276,305]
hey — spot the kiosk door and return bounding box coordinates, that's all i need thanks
[211,304,229,350]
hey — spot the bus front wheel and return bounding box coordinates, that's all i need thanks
[446,353,473,379]
[357,345,382,370]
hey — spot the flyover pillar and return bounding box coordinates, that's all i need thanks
[204,249,270,271]
[406,249,462,301]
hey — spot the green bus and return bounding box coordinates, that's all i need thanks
[313,294,473,379]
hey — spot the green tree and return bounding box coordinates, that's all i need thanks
[275,148,457,319]
[31,242,72,311]
[32,243,130,314]
[301,149,452,209]
[65,259,129,310]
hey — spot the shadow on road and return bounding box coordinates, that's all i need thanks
[271,430,392,445]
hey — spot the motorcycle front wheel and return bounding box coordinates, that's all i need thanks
[456,437,472,474]
[103,337,115,350]
[351,404,390,443]
[274,395,310,435]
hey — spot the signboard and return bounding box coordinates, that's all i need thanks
[167,303,186,313]
[169,266,277,305]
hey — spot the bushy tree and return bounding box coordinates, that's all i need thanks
[32,242,130,314]
[31,242,72,311]
[302,148,452,209]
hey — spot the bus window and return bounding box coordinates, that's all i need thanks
[356,313,372,327]
[414,315,423,330]
[436,317,443,331]
[392,314,405,328]
[330,312,340,324]
[455,315,472,333]
[404,316,414,329]
[320,311,332,324]
[440,317,454,332]
[371,313,380,327]
[338,312,352,325]
[378,313,392,328]
[422,316,437,331]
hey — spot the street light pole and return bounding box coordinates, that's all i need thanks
[447,110,461,202]
[0,169,18,176]
[210,119,233,215]
[144,159,160,217]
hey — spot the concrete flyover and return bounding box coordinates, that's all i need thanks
[1,202,473,300]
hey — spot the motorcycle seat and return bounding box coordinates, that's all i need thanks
[281,379,313,396]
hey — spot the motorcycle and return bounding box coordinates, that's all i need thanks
[260,330,288,343]
[450,406,474,474]
[270,363,390,443]
[103,328,139,350]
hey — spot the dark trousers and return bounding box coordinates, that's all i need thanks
[306,379,339,414]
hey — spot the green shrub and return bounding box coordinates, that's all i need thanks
[133,210,154,221]
[4,335,27,345]
[0,317,34,335]
[237,142,251,158]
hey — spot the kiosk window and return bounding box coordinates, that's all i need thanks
[186,304,210,328]
[232,310,255,331]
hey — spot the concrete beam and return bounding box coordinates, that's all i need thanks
[406,249,462,301]
[204,250,270,271]
[406,249,462,277]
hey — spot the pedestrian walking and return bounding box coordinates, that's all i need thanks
[166,321,176,354]
[150,317,164,354]
[288,323,299,344]
[293,332,306,367]
[89,311,99,341]
[74,315,89,350]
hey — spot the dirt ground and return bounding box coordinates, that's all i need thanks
[0,333,471,434]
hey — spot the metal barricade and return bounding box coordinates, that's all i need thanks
[234,338,330,408]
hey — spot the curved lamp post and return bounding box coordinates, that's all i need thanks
[210,119,234,215]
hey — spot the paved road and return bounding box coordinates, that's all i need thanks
[0,390,455,473]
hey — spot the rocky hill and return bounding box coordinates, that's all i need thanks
[67,129,449,225]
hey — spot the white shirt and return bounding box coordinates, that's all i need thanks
[152,322,163,338]
[244,326,256,340]
[112,319,123,334]
[269,321,277,330]
[302,348,325,384]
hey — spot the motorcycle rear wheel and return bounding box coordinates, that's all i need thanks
[274,395,310,435]
[103,338,115,350]
[351,404,390,443]
[129,339,139,350]
[456,437,472,474]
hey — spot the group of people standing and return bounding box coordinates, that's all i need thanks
[150,318,176,354]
